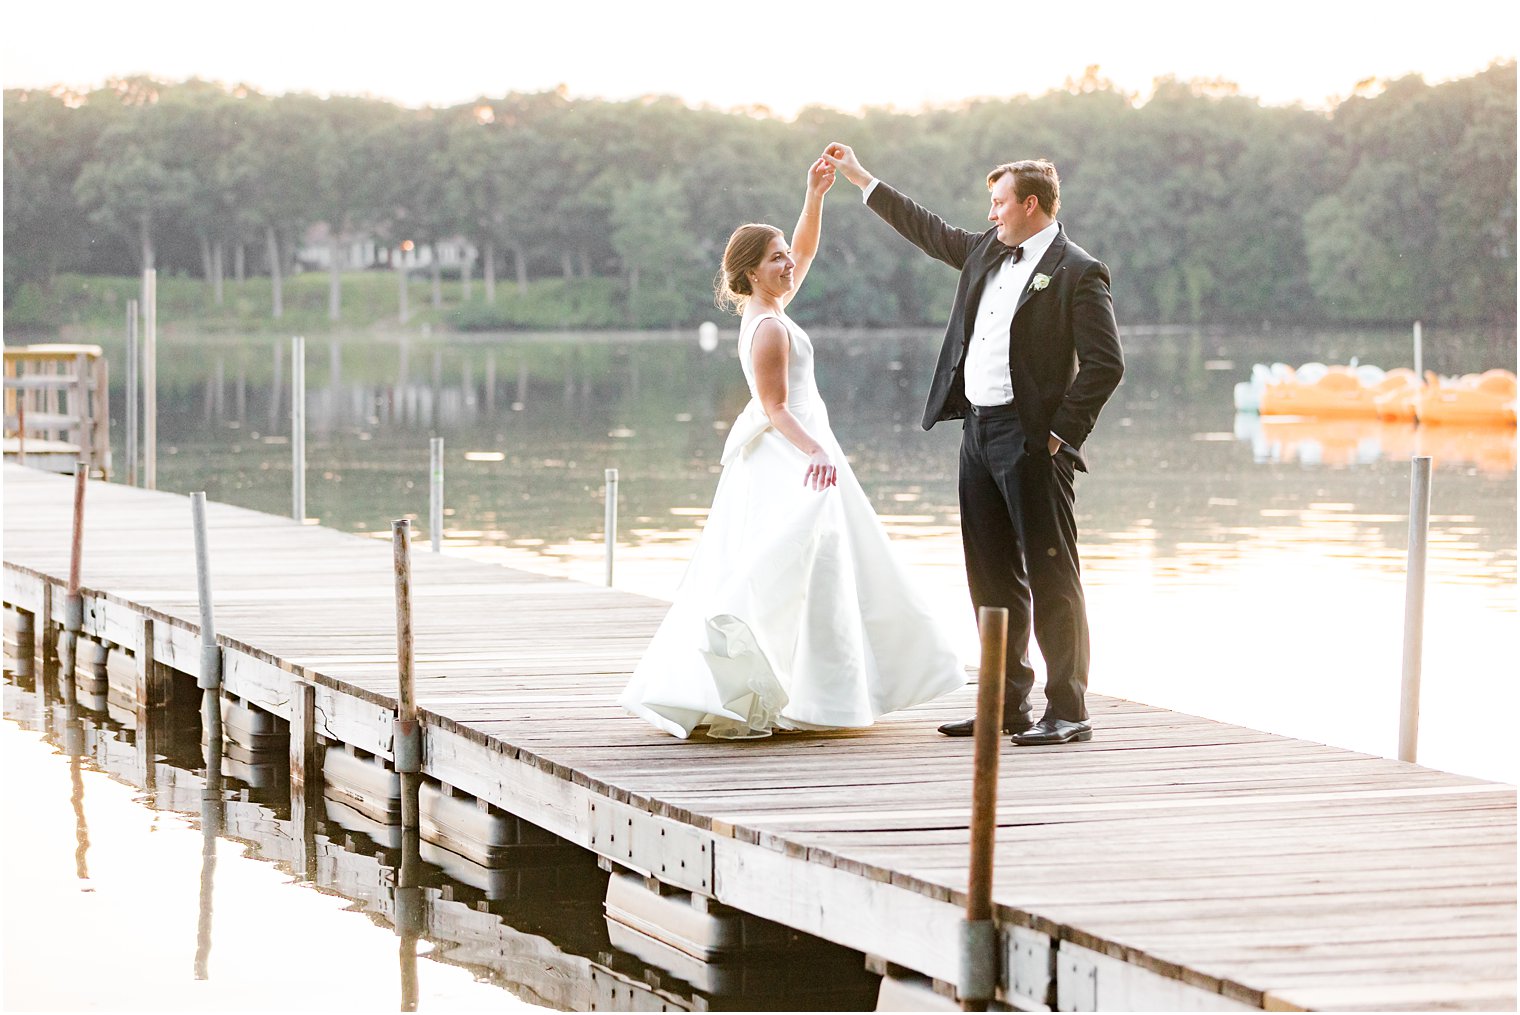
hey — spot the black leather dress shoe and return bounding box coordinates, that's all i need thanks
[938,715,1034,737]
[1009,718,1092,745]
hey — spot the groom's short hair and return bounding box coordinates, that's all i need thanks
[986,160,1061,217]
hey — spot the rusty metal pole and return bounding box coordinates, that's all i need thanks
[392,519,421,824]
[63,463,88,631]
[57,462,89,707]
[961,605,1008,1011]
[15,397,25,465]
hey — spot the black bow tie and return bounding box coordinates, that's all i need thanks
[1006,244,1024,264]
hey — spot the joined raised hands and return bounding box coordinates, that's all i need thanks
[808,156,836,197]
[821,142,871,189]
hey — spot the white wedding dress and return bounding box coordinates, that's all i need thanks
[619,311,965,739]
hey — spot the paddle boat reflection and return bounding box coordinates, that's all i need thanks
[1234,413,1517,473]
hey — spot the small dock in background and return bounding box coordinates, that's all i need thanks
[3,463,1514,1012]
[2,346,112,478]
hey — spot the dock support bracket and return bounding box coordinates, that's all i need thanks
[1005,924,1054,1009]
[1056,943,1098,1012]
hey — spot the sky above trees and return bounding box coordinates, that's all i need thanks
[2,0,1515,116]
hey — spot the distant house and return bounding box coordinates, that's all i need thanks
[297,223,476,272]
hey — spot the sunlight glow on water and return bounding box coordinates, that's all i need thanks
[0,718,546,1012]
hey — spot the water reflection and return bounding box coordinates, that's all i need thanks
[196,690,223,981]
[2,669,882,1011]
[108,326,1515,574]
[67,710,90,883]
[1237,413,1518,473]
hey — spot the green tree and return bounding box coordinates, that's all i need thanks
[610,173,703,326]
[3,89,106,302]
[73,83,194,275]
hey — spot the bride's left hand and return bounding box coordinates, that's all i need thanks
[807,157,835,197]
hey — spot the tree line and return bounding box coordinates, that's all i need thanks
[4,63,1514,329]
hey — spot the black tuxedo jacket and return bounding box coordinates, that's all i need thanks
[867,182,1124,469]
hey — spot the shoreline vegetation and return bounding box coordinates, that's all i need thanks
[5,64,1515,334]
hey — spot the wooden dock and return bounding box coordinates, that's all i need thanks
[3,462,1514,1012]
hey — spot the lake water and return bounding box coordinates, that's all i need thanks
[109,322,1516,779]
[4,320,1516,1010]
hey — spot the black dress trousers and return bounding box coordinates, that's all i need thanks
[958,406,1090,722]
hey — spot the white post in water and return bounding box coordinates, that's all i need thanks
[190,493,222,690]
[143,270,158,490]
[292,336,306,522]
[1399,456,1433,763]
[1412,321,1423,381]
[125,300,139,487]
[429,437,444,553]
[604,468,619,587]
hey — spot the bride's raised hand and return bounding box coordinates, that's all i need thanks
[807,157,835,197]
[804,449,838,491]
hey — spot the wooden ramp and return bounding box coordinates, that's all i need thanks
[3,463,1514,1012]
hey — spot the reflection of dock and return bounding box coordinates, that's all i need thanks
[4,464,1515,1011]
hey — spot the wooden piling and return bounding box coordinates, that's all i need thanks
[61,462,87,685]
[67,463,86,603]
[134,617,162,793]
[961,605,1008,1011]
[134,617,169,709]
[35,582,54,699]
[289,680,320,882]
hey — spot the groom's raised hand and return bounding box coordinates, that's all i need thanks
[822,143,872,190]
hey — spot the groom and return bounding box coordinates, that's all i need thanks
[822,143,1123,746]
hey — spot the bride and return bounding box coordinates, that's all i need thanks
[619,157,965,739]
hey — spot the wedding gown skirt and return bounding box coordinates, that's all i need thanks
[619,315,964,739]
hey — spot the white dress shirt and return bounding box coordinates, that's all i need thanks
[963,220,1059,407]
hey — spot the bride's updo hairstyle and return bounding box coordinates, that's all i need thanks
[714,223,783,313]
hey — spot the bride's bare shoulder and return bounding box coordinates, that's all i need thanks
[743,312,787,341]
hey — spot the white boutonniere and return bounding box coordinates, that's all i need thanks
[1028,273,1051,293]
